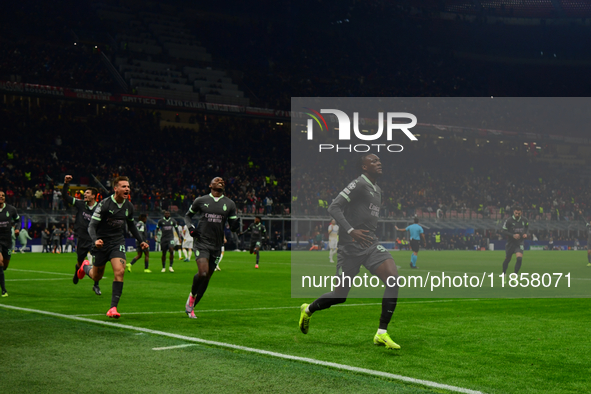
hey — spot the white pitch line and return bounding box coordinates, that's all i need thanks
[72,299,483,317]
[153,344,196,351]
[10,268,72,276]
[7,278,70,282]
[0,304,484,394]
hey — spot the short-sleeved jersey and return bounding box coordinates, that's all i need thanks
[328,224,339,239]
[405,224,424,240]
[246,222,266,242]
[136,221,147,242]
[157,218,178,242]
[186,193,237,250]
[0,204,20,246]
[502,215,529,245]
[327,174,382,245]
[90,195,136,245]
[64,193,98,241]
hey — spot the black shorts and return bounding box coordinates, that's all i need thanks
[336,242,392,277]
[161,240,175,250]
[194,242,222,269]
[410,240,420,253]
[587,238,591,250]
[506,242,524,256]
[249,240,262,251]
[76,238,94,263]
[92,242,126,267]
[0,242,12,261]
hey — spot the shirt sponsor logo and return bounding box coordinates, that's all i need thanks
[205,213,223,223]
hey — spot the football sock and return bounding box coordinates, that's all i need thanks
[73,264,80,283]
[514,257,523,274]
[169,251,174,267]
[130,256,138,266]
[94,281,99,286]
[588,254,590,263]
[191,274,210,307]
[329,249,335,260]
[144,256,149,269]
[162,252,166,268]
[502,257,511,274]
[256,250,260,264]
[379,282,399,330]
[187,250,192,260]
[0,268,5,292]
[411,254,417,266]
[83,264,92,276]
[178,250,182,259]
[111,281,123,308]
[183,249,188,259]
[377,329,387,335]
[308,294,347,314]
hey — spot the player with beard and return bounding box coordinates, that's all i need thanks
[0,190,21,297]
[77,176,148,318]
[183,177,240,318]
[298,154,401,350]
[62,175,102,295]
[500,205,529,284]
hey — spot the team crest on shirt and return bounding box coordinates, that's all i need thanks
[348,182,356,190]
[223,204,227,211]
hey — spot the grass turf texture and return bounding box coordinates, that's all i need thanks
[1,250,590,393]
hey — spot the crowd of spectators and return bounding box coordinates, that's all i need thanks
[4,98,591,225]
[292,135,591,221]
[0,100,290,216]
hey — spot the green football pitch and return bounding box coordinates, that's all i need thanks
[1,250,590,394]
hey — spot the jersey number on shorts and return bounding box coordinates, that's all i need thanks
[377,245,387,252]
[119,245,125,252]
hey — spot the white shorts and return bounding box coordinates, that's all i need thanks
[182,239,194,249]
[329,239,338,249]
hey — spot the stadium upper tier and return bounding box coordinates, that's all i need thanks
[3,0,591,110]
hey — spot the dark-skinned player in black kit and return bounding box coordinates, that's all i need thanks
[298,154,401,350]
[184,177,240,319]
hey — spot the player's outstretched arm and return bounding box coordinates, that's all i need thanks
[327,193,355,236]
[125,208,144,248]
[88,200,104,246]
[62,176,76,206]
[184,198,202,238]
[12,207,21,236]
[227,203,240,232]
[501,220,513,238]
